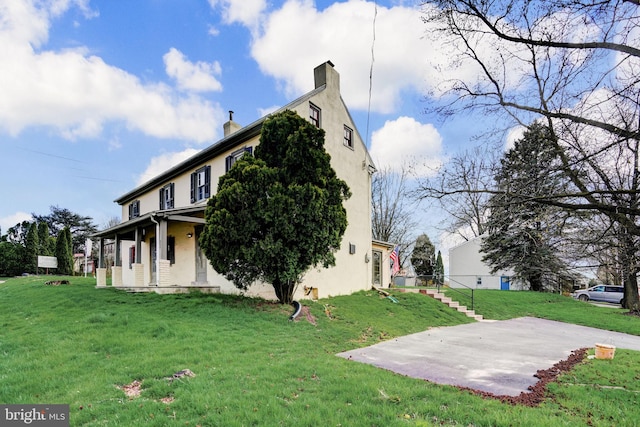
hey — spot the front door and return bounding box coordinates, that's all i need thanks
[372,250,382,286]
[500,276,510,290]
[194,226,207,284]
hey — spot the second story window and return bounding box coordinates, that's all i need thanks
[343,125,353,149]
[190,165,211,203]
[159,183,175,210]
[128,200,140,219]
[309,103,321,127]
[225,147,253,172]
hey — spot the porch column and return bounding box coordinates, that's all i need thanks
[133,227,144,287]
[156,218,171,287]
[114,234,122,267]
[96,237,107,288]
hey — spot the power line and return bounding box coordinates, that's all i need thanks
[366,0,377,147]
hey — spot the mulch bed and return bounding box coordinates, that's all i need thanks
[44,280,70,285]
[457,348,588,407]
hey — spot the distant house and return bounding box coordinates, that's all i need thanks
[73,253,93,275]
[93,61,392,300]
[448,236,524,290]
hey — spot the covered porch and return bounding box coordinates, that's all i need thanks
[92,206,219,294]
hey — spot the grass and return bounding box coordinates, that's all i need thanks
[0,277,638,426]
[444,288,639,334]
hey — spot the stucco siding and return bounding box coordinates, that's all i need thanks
[98,62,381,299]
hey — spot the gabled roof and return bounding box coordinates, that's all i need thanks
[115,61,376,205]
[115,85,326,205]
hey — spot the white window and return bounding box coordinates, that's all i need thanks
[343,125,353,149]
[190,166,211,203]
[159,183,174,210]
[128,200,140,219]
[309,103,321,127]
[225,147,253,172]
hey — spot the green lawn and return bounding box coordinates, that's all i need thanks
[1,277,638,426]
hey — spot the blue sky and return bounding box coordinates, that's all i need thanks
[0,0,497,245]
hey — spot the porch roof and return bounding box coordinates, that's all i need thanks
[92,206,206,240]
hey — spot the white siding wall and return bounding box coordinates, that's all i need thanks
[448,237,521,290]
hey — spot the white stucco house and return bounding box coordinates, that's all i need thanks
[448,236,524,290]
[93,61,393,300]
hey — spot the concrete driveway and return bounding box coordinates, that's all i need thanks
[337,317,640,396]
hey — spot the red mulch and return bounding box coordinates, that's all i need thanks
[457,348,588,407]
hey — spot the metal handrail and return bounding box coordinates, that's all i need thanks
[436,275,474,311]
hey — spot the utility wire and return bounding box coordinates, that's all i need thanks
[366,0,377,147]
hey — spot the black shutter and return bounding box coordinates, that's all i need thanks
[159,188,164,210]
[169,183,174,208]
[128,203,133,219]
[190,172,196,203]
[225,155,233,172]
[204,166,211,199]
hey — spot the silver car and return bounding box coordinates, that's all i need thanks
[573,285,624,304]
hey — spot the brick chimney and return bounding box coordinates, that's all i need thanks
[314,60,339,91]
[223,110,241,137]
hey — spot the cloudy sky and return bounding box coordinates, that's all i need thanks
[0,0,495,247]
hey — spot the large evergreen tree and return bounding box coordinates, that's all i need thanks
[434,250,444,286]
[200,110,351,304]
[55,226,74,275]
[481,123,571,291]
[33,206,96,253]
[24,222,39,274]
[37,222,52,257]
[0,242,21,276]
[411,233,435,279]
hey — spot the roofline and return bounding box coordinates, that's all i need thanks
[92,205,206,238]
[372,239,395,248]
[115,85,327,205]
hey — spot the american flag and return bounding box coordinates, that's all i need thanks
[390,246,400,276]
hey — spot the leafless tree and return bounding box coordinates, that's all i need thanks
[416,145,498,241]
[372,166,419,267]
[422,0,640,311]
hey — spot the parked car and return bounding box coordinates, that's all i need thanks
[572,285,624,304]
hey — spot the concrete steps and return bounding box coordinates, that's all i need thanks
[398,288,483,321]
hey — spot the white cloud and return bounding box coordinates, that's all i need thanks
[163,48,223,93]
[0,1,224,143]
[251,0,429,113]
[208,0,267,30]
[257,105,280,117]
[246,1,530,115]
[0,212,33,232]
[504,126,525,151]
[136,148,202,186]
[369,116,443,176]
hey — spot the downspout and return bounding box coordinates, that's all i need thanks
[150,214,160,287]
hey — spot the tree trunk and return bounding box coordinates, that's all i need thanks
[624,272,640,314]
[272,278,296,305]
[621,233,640,314]
[529,272,543,292]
